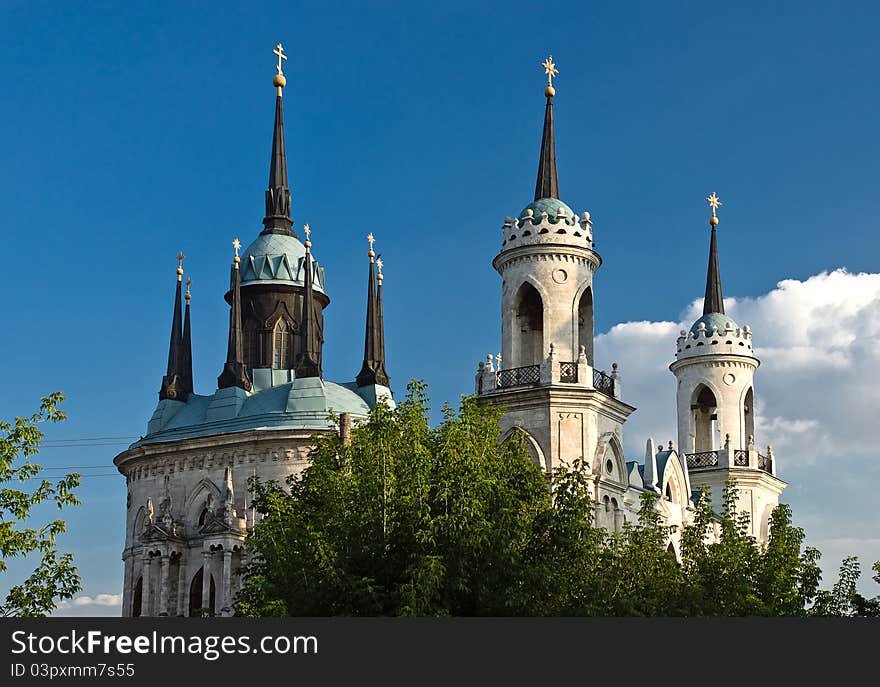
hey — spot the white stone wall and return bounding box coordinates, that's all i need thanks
[115,428,325,616]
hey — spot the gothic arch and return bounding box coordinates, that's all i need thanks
[593,432,627,485]
[691,383,721,452]
[741,386,755,448]
[188,567,216,617]
[131,576,143,618]
[572,281,594,365]
[501,426,548,473]
[184,479,222,533]
[512,281,544,367]
[131,505,147,542]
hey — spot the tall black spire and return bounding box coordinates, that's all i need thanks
[357,236,389,387]
[534,56,560,201]
[181,278,193,394]
[159,253,189,402]
[294,225,322,378]
[218,240,252,391]
[703,192,725,315]
[261,43,294,236]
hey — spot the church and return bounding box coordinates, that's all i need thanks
[113,48,786,617]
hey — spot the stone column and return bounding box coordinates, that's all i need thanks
[176,555,188,616]
[221,548,233,615]
[121,554,132,617]
[141,553,152,617]
[158,553,170,616]
[201,549,212,616]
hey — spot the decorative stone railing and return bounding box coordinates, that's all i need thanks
[685,444,776,476]
[474,346,621,400]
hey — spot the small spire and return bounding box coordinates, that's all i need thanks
[294,224,322,378]
[357,235,389,387]
[534,55,560,201]
[218,238,252,391]
[262,43,293,236]
[182,277,193,394]
[159,253,189,401]
[376,255,389,385]
[703,192,725,315]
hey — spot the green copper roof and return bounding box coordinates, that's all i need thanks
[239,233,326,294]
[520,197,576,223]
[135,379,378,447]
[690,312,739,336]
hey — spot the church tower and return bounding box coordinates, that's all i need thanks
[670,194,786,541]
[476,57,635,528]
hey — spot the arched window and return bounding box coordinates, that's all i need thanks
[692,385,718,452]
[665,483,673,501]
[244,320,260,369]
[513,283,543,367]
[577,287,594,365]
[189,567,216,617]
[273,319,290,369]
[131,576,143,618]
[743,387,755,447]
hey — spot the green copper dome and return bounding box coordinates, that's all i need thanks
[520,197,576,223]
[239,233,326,294]
[690,312,739,336]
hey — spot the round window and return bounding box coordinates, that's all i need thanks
[605,458,613,474]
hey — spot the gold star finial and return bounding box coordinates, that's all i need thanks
[541,55,558,97]
[376,255,384,281]
[303,223,311,252]
[185,277,192,301]
[706,192,722,226]
[232,238,241,265]
[176,251,185,280]
[367,232,375,260]
[272,43,288,93]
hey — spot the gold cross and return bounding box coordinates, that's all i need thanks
[177,251,185,268]
[376,256,384,273]
[232,238,241,257]
[541,55,558,87]
[186,277,191,289]
[706,192,722,218]
[367,232,375,248]
[273,43,287,75]
[303,223,311,239]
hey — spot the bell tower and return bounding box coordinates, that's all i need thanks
[670,194,786,542]
[476,57,635,524]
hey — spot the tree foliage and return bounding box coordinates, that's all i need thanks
[0,393,81,617]
[237,383,879,617]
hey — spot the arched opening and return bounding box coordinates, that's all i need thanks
[272,319,291,369]
[513,283,543,367]
[743,387,755,448]
[665,483,673,501]
[610,497,621,533]
[577,287,594,365]
[244,319,261,369]
[691,385,718,452]
[189,567,216,617]
[131,576,143,618]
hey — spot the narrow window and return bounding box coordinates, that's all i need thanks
[273,319,290,369]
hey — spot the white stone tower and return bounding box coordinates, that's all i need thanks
[670,194,786,542]
[476,57,636,529]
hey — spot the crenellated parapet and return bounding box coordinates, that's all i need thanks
[675,319,755,362]
[500,203,594,252]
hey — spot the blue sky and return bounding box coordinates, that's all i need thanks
[2,1,879,609]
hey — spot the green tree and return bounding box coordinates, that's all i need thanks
[0,393,81,617]
[236,382,603,616]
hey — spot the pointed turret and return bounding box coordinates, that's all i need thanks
[218,239,252,391]
[181,278,193,394]
[534,56,560,201]
[357,235,389,387]
[294,225,322,378]
[159,253,189,401]
[261,43,294,236]
[375,256,390,385]
[703,192,725,315]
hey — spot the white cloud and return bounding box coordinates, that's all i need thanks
[53,593,121,617]
[596,268,880,591]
